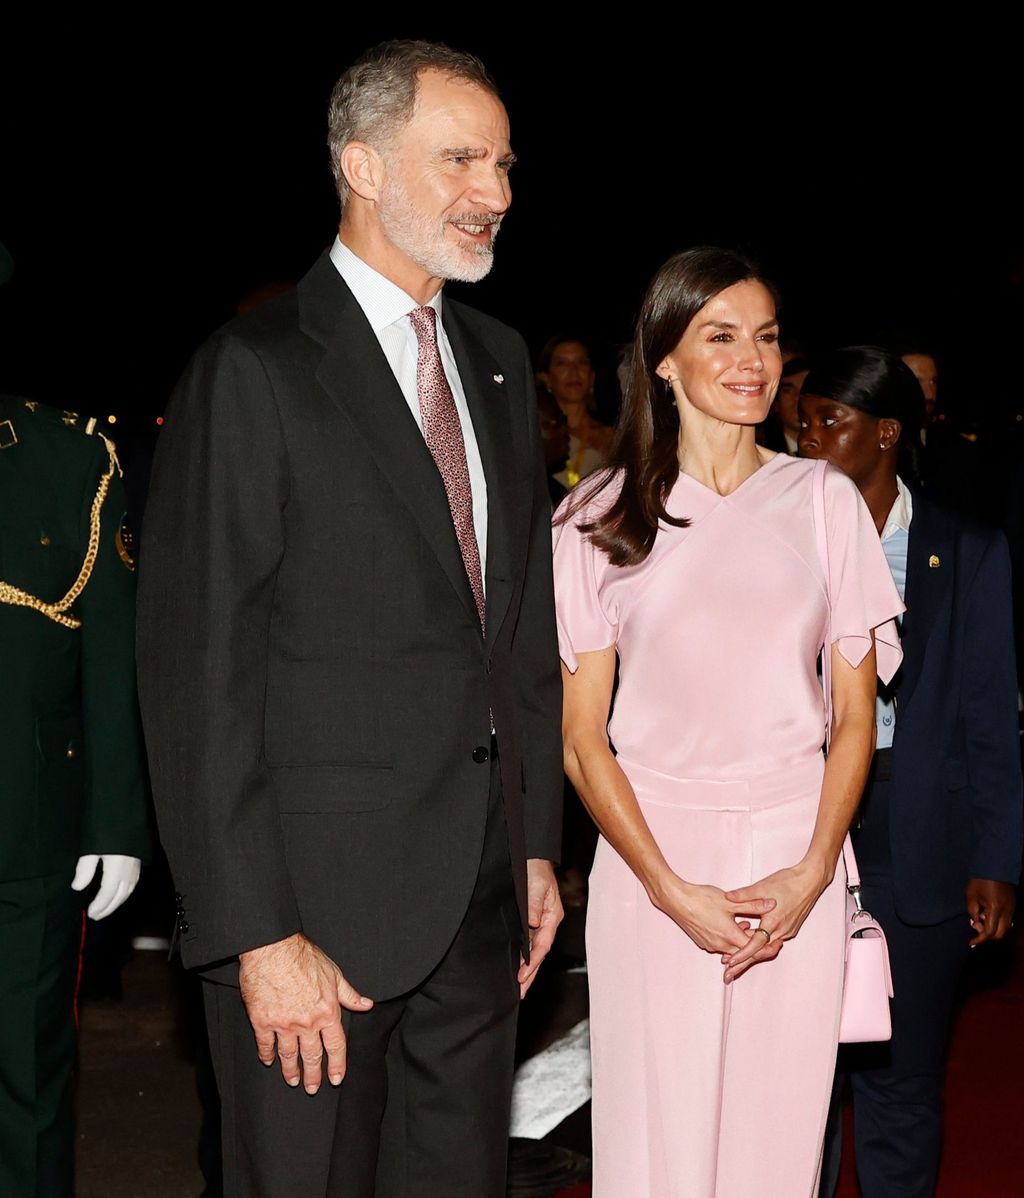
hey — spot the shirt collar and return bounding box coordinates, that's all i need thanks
[329,236,443,333]
[881,475,914,541]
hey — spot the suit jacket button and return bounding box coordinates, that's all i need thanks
[472,745,489,764]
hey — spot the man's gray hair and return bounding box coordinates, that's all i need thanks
[327,40,499,212]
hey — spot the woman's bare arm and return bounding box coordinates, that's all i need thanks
[722,639,877,979]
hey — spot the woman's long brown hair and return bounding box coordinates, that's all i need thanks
[557,247,777,567]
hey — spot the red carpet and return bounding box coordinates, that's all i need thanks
[837,936,1024,1198]
[554,937,1024,1198]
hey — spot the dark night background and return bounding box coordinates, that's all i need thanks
[3,20,1022,445]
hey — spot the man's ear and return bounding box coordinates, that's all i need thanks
[339,142,384,203]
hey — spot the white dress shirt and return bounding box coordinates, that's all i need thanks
[329,237,488,586]
[876,476,913,748]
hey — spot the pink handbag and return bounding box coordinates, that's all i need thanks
[838,838,894,1041]
[812,459,894,1043]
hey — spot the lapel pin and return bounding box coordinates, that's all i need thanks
[492,374,504,385]
[928,554,941,568]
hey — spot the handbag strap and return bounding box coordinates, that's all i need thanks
[811,459,860,890]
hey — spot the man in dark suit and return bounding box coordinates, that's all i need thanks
[799,348,1022,1197]
[136,41,563,1198]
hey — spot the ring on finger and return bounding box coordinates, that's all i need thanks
[755,926,772,944]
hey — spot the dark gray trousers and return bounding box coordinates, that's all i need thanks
[205,761,521,1198]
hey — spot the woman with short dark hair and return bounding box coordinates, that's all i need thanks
[799,347,1021,1197]
[554,250,904,1195]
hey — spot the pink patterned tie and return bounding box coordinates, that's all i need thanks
[409,305,485,632]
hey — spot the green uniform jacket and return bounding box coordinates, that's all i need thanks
[0,395,150,881]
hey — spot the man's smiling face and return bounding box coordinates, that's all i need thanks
[376,69,514,285]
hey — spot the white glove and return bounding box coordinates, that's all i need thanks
[71,854,142,920]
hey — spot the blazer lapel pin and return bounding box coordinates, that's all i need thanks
[928,554,941,568]
[492,374,504,385]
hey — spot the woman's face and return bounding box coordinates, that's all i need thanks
[797,394,893,488]
[657,281,781,426]
[541,341,596,408]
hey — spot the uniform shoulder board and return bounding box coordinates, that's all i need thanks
[19,399,88,433]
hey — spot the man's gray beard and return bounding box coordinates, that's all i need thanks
[379,177,496,284]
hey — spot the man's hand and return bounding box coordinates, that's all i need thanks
[966,879,1016,946]
[71,854,142,920]
[238,933,373,1094]
[516,858,563,998]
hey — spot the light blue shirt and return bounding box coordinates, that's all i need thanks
[328,237,488,586]
[876,478,912,748]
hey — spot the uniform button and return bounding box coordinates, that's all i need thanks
[66,746,76,760]
[179,920,190,934]
[472,745,489,764]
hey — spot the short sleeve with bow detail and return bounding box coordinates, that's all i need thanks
[819,463,904,685]
[551,478,621,673]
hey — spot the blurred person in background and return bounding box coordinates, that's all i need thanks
[536,384,570,507]
[537,335,613,488]
[898,340,940,427]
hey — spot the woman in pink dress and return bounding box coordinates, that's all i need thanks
[553,248,904,1197]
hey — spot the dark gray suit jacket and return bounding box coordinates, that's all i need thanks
[136,252,563,999]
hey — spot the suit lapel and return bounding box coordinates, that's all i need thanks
[441,301,518,648]
[897,490,952,714]
[299,255,479,623]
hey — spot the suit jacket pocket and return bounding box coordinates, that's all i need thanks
[271,763,394,813]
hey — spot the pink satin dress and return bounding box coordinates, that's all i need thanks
[552,455,903,1198]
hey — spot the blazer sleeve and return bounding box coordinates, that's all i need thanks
[509,340,564,862]
[136,333,301,968]
[960,528,1023,884]
[78,445,152,861]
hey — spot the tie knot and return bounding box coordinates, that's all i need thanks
[409,305,438,346]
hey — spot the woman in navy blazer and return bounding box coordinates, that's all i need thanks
[798,346,1022,1198]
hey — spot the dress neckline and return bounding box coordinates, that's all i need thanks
[674,451,788,502]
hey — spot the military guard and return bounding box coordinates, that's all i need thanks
[0,383,150,1195]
